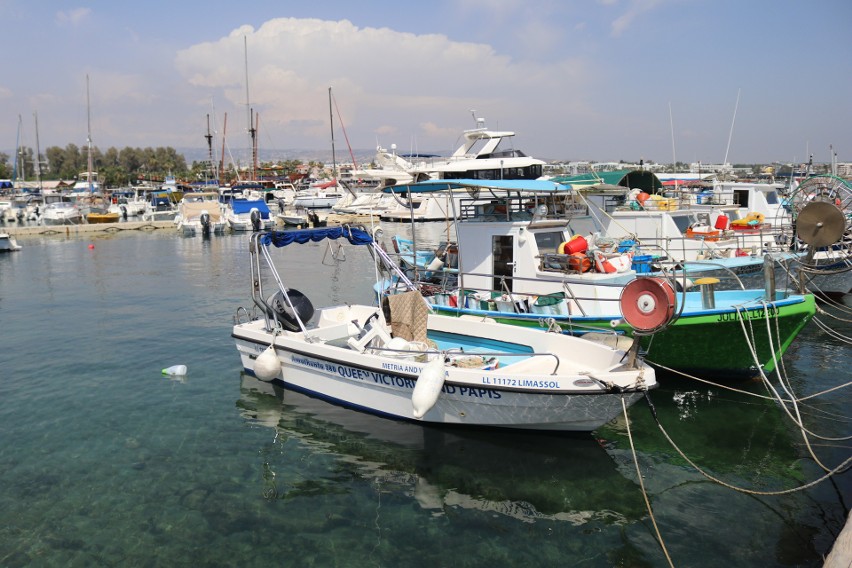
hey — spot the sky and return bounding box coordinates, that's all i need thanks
[1,0,850,166]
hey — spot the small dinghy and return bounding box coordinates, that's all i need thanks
[232,226,662,432]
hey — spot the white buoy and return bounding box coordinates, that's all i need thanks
[412,356,446,419]
[162,365,187,376]
[254,345,281,382]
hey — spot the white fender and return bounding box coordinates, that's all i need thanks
[254,345,282,382]
[412,356,446,419]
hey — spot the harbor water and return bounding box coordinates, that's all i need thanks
[0,227,850,567]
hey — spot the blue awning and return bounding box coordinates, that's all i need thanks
[260,226,374,247]
[231,199,271,216]
[381,178,572,194]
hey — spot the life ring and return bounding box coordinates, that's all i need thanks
[619,277,676,332]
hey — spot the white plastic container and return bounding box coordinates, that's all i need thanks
[162,365,187,376]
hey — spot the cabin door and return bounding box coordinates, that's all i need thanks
[492,235,515,293]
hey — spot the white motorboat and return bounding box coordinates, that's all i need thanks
[226,199,275,231]
[175,192,227,236]
[231,225,658,432]
[142,193,178,222]
[41,201,83,225]
[290,185,344,209]
[407,115,545,183]
[0,232,21,252]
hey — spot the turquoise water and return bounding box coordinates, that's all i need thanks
[0,229,849,567]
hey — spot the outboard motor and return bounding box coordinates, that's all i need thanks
[200,210,211,237]
[250,208,262,231]
[120,205,128,220]
[265,289,314,331]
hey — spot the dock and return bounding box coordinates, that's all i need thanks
[2,221,176,236]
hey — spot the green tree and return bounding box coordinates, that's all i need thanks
[0,152,11,179]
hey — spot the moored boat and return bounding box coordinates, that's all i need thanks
[0,231,21,252]
[383,179,817,379]
[232,226,660,431]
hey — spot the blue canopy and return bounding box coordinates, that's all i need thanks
[260,226,374,248]
[232,199,271,217]
[381,178,573,194]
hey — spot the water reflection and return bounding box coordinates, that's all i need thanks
[236,373,646,525]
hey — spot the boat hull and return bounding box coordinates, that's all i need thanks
[87,212,120,224]
[428,292,816,379]
[232,307,654,432]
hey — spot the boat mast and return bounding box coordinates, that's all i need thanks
[86,74,94,192]
[328,87,337,184]
[221,112,228,181]
[34,111,42,192]
[205,113,214,184]
[13,115,22,187]
[244,36,256,182]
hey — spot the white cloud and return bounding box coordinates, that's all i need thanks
[174,17,593,152]
[55,7,91,27]
[610,0,666,37]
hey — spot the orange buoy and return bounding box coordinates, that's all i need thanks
[568,252,592,273]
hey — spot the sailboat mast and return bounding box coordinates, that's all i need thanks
[244,36,256,181]
[221,112,228,180]
[205,113,214,183]
[86,74,94,192]
[13,115,22,186]
[328,87,337,182]
[34,111,42,191]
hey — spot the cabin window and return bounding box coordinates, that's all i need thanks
[534,231,565,253]
[566,216,601,237]
[733,189,749,207]
[672,216,691,233]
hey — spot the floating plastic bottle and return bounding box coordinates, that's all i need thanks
[162,365,187,376]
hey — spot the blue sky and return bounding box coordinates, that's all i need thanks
[2,0,850,165]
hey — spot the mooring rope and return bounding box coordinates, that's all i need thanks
[643,391,852,495]
[622,397,675,568]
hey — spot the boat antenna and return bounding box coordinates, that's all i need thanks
[669,101,677,191]
[722,88,740,168]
